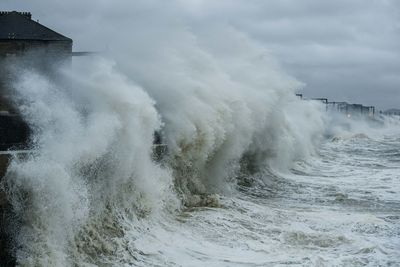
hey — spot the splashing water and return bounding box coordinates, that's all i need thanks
[1,4,399,265]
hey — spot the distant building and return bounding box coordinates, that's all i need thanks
[0,11,73,150]
[384,109,400,116]
[0,11,72,64]
[318,100,375,117]
[0,11,73,110]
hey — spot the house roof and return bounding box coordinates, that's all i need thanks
[0,11,72,42]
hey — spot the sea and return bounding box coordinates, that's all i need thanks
[120,119,400,266]
[2,53,400,267]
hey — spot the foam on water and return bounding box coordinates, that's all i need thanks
[1,2,399,265]
[1,48,324,266]
[123,127,399,267]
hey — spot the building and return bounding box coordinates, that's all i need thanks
[0,10,73,107]
[0,11,72,65]
[384,109,400,116]
[0,11,73,150]
[323,101,375,117]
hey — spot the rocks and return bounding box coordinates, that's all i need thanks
[184,194,221,208]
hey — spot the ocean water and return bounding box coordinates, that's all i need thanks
[3,65,399,266]
[115,129,400,267]
[2,30,399,267]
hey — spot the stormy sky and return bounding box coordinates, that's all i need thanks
[2,0,400,110]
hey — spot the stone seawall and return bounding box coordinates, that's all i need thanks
[0,153,15,267]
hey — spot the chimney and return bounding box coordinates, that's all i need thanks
[20,12,32,19]
[0,11,32,20]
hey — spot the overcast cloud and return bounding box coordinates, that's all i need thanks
[2,0,399,110]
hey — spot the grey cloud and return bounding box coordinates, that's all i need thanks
[2,0,399,110]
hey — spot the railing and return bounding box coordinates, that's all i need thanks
[297,94,376,117]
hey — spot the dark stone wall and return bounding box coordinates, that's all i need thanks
[0,34,73,267]
[0,114,30,150]
[0,39,72,266]
[0,154,15,267]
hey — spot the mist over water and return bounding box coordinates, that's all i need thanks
[1,2,399,266]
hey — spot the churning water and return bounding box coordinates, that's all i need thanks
[115,126,400,267]
[1,20,399,265]
[2,58,399,266]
